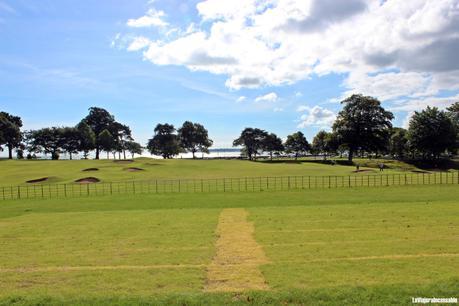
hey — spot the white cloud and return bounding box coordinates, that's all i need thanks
[273,107,284,112]
[297,105,336,128]
[255,92,278,102]
[236,96,246,103]
[127,36,151,51]
[127,8,168,28]
[124,0,459,112]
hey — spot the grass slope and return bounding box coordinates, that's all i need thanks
[1,158,451,186]
[0,185,458,305]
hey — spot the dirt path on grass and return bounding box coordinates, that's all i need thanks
[205,208,270,292]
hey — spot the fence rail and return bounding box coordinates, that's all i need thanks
[1,172,458,201]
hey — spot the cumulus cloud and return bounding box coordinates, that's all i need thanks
[123,0,459,110]
[236,96,246,103]
[127,36,151,51]
[297,105,336,128]
[255,92,278,102]
[127,8,168,28]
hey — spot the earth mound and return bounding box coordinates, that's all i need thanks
[75,177,100,184]
[26,177,49,183]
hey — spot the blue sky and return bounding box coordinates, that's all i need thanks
[1,0,459,148]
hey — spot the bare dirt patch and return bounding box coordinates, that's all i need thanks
[412,170,431,174]
[205,208,270,292]
[82,168,99,172]
[114,159,134,164]
[352,169,376,173]
[74,177,100,184]
[26,177,49,184]
[124,167,144,172]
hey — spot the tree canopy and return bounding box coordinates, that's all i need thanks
[284,131,310,160]
[233,128,268,160]
[408,107,456,159]
[333,94,394,161]
[178,121,213,158]
[0,111,23,159]
[147,124,181,159]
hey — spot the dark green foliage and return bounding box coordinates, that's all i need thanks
[0,111,23,159]
[147,124,181,159]
[125,141,143,158]
[178,121,213,158]
[408,106,456,159]
[284,131,310,160]
[312,131,336,160]
[98,129,115,159]
[389,127,409,159]
[76,122,96,159]
[333,94,394,161]
[26,127,63,160]
[60,127,81,160]
[262,133,284,160]
[81,107,116,159]
[233,128,268,160]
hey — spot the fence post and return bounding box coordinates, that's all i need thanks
[17,186,21,199]
[288,176,291,189]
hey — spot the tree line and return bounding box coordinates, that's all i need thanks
[1,94,458,161]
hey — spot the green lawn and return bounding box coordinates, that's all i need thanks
[0,157,450,186]
[0,185,458,305]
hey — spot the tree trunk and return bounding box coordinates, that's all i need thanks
[192,150,196,159]
[69,152,73,160]
[107,152,109,159]
[295,153,298,160]
[123,150,126,160]
[348,148,354,162]
[7,144,13,159]
[96,147,100,160]
[118,152,121,160]
[270,152,273,161]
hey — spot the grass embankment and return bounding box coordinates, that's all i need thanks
[0,185,458,305]
[0,158,456,186]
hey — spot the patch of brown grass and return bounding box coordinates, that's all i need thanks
[205,208,270,292]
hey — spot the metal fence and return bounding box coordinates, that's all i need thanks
[1,172,458,201]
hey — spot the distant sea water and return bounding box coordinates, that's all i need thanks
[0,149,242,160]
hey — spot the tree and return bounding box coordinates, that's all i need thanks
[312,130,334,160]
[284,131,310,160]
[81,107,115,159]
[178,121,213,158]
[0,112,23,159]
[332,94,394,161]
[60,127,80,160]
[125,141,143,158]
[233,128,268,160]
[26,127,63,160]
[76,121,96,159]
[98,129,115,159]
[262,133,284,160]
[389,127,409,159]
[147,124,181,159]
[447,102,459,152]
[408,106,456,160]
[109,122,132,160]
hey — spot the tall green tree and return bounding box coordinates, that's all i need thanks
[76,121,96,159]
[262,133,284,160]
[125,141,143,158]
[60,127,80,160]
[332,94,394,161]
[147,124,180,159]
[389,127,409,159]
[408,107,456,159]
[81,107,115,159]
[233,128,268,160]
[284,131,310,160]
[447,102,459,152]
[26,127,63,160]
[178,121,213,158]
[0,112,23,159]
[312,130,334,160]
[98,129,115,159]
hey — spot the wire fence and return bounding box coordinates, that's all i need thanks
[1,172,458,201]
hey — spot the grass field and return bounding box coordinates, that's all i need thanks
[2,157,455,186]
[0,182,458,305]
